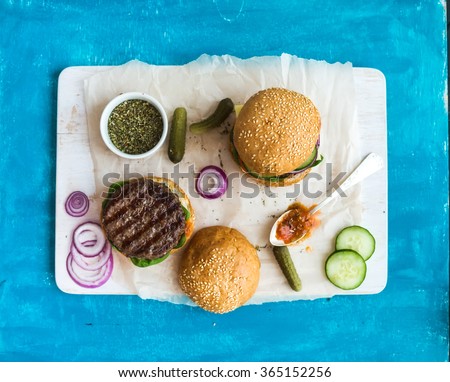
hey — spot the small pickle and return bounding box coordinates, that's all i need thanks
[272,246,302,292]
[168,107,187,163]
[190,98,234,135]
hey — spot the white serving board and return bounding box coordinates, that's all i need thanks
[55,65,387,301]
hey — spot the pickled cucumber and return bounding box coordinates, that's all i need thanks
[168,107,187,163]
[273,246,302,292]
[190,98,234,135]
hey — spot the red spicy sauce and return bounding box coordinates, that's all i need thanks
[275,202,320,245]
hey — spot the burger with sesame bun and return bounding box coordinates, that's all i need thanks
[230,87,323,186]
[178,226,260,314]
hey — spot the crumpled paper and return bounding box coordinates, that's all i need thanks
[83,54,360,304]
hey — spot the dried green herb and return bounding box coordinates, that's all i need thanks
[108,99,163,155]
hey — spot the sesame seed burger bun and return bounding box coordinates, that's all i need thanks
[233,88,321,181]
[264,168,312,187]
[178,226,260,314]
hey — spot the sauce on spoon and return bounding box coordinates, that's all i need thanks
[275,202,320,245]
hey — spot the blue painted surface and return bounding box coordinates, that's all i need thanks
[0,0,448,361]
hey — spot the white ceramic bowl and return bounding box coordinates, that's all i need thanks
[100,92,168,160]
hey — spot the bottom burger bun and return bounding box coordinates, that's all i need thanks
[101,176,194,266]
[248,168,312,187]
[178,226,260,314]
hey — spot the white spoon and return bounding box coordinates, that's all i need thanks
[269,153,384,247]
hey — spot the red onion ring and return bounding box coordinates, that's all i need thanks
[195,165,228,199]
[72,222,106,257]
[71,259,105,281]
[71,241,112,271]
[66,253,113,289]
[65,191,89,217]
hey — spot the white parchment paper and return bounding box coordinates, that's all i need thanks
[83,54,360,304]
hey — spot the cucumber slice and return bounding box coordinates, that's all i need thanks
[294,147,317,170]
[335,225,376,261]
[325,250,366,290]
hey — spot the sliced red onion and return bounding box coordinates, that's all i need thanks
[80,239,97,247]
[72,222,106,257]
[195,165,228,199]
[71,241,112,271]
[71,258,105,280]
[65,191,89,217]
[66,253,113,288]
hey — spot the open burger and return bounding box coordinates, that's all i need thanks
[101,177,194,267]
[230,87,322,186]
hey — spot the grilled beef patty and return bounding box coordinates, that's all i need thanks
[101,178,186,260]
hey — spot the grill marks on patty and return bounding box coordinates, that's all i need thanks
[102,178,186,260]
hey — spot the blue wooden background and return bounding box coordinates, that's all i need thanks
[0,0,448,361]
